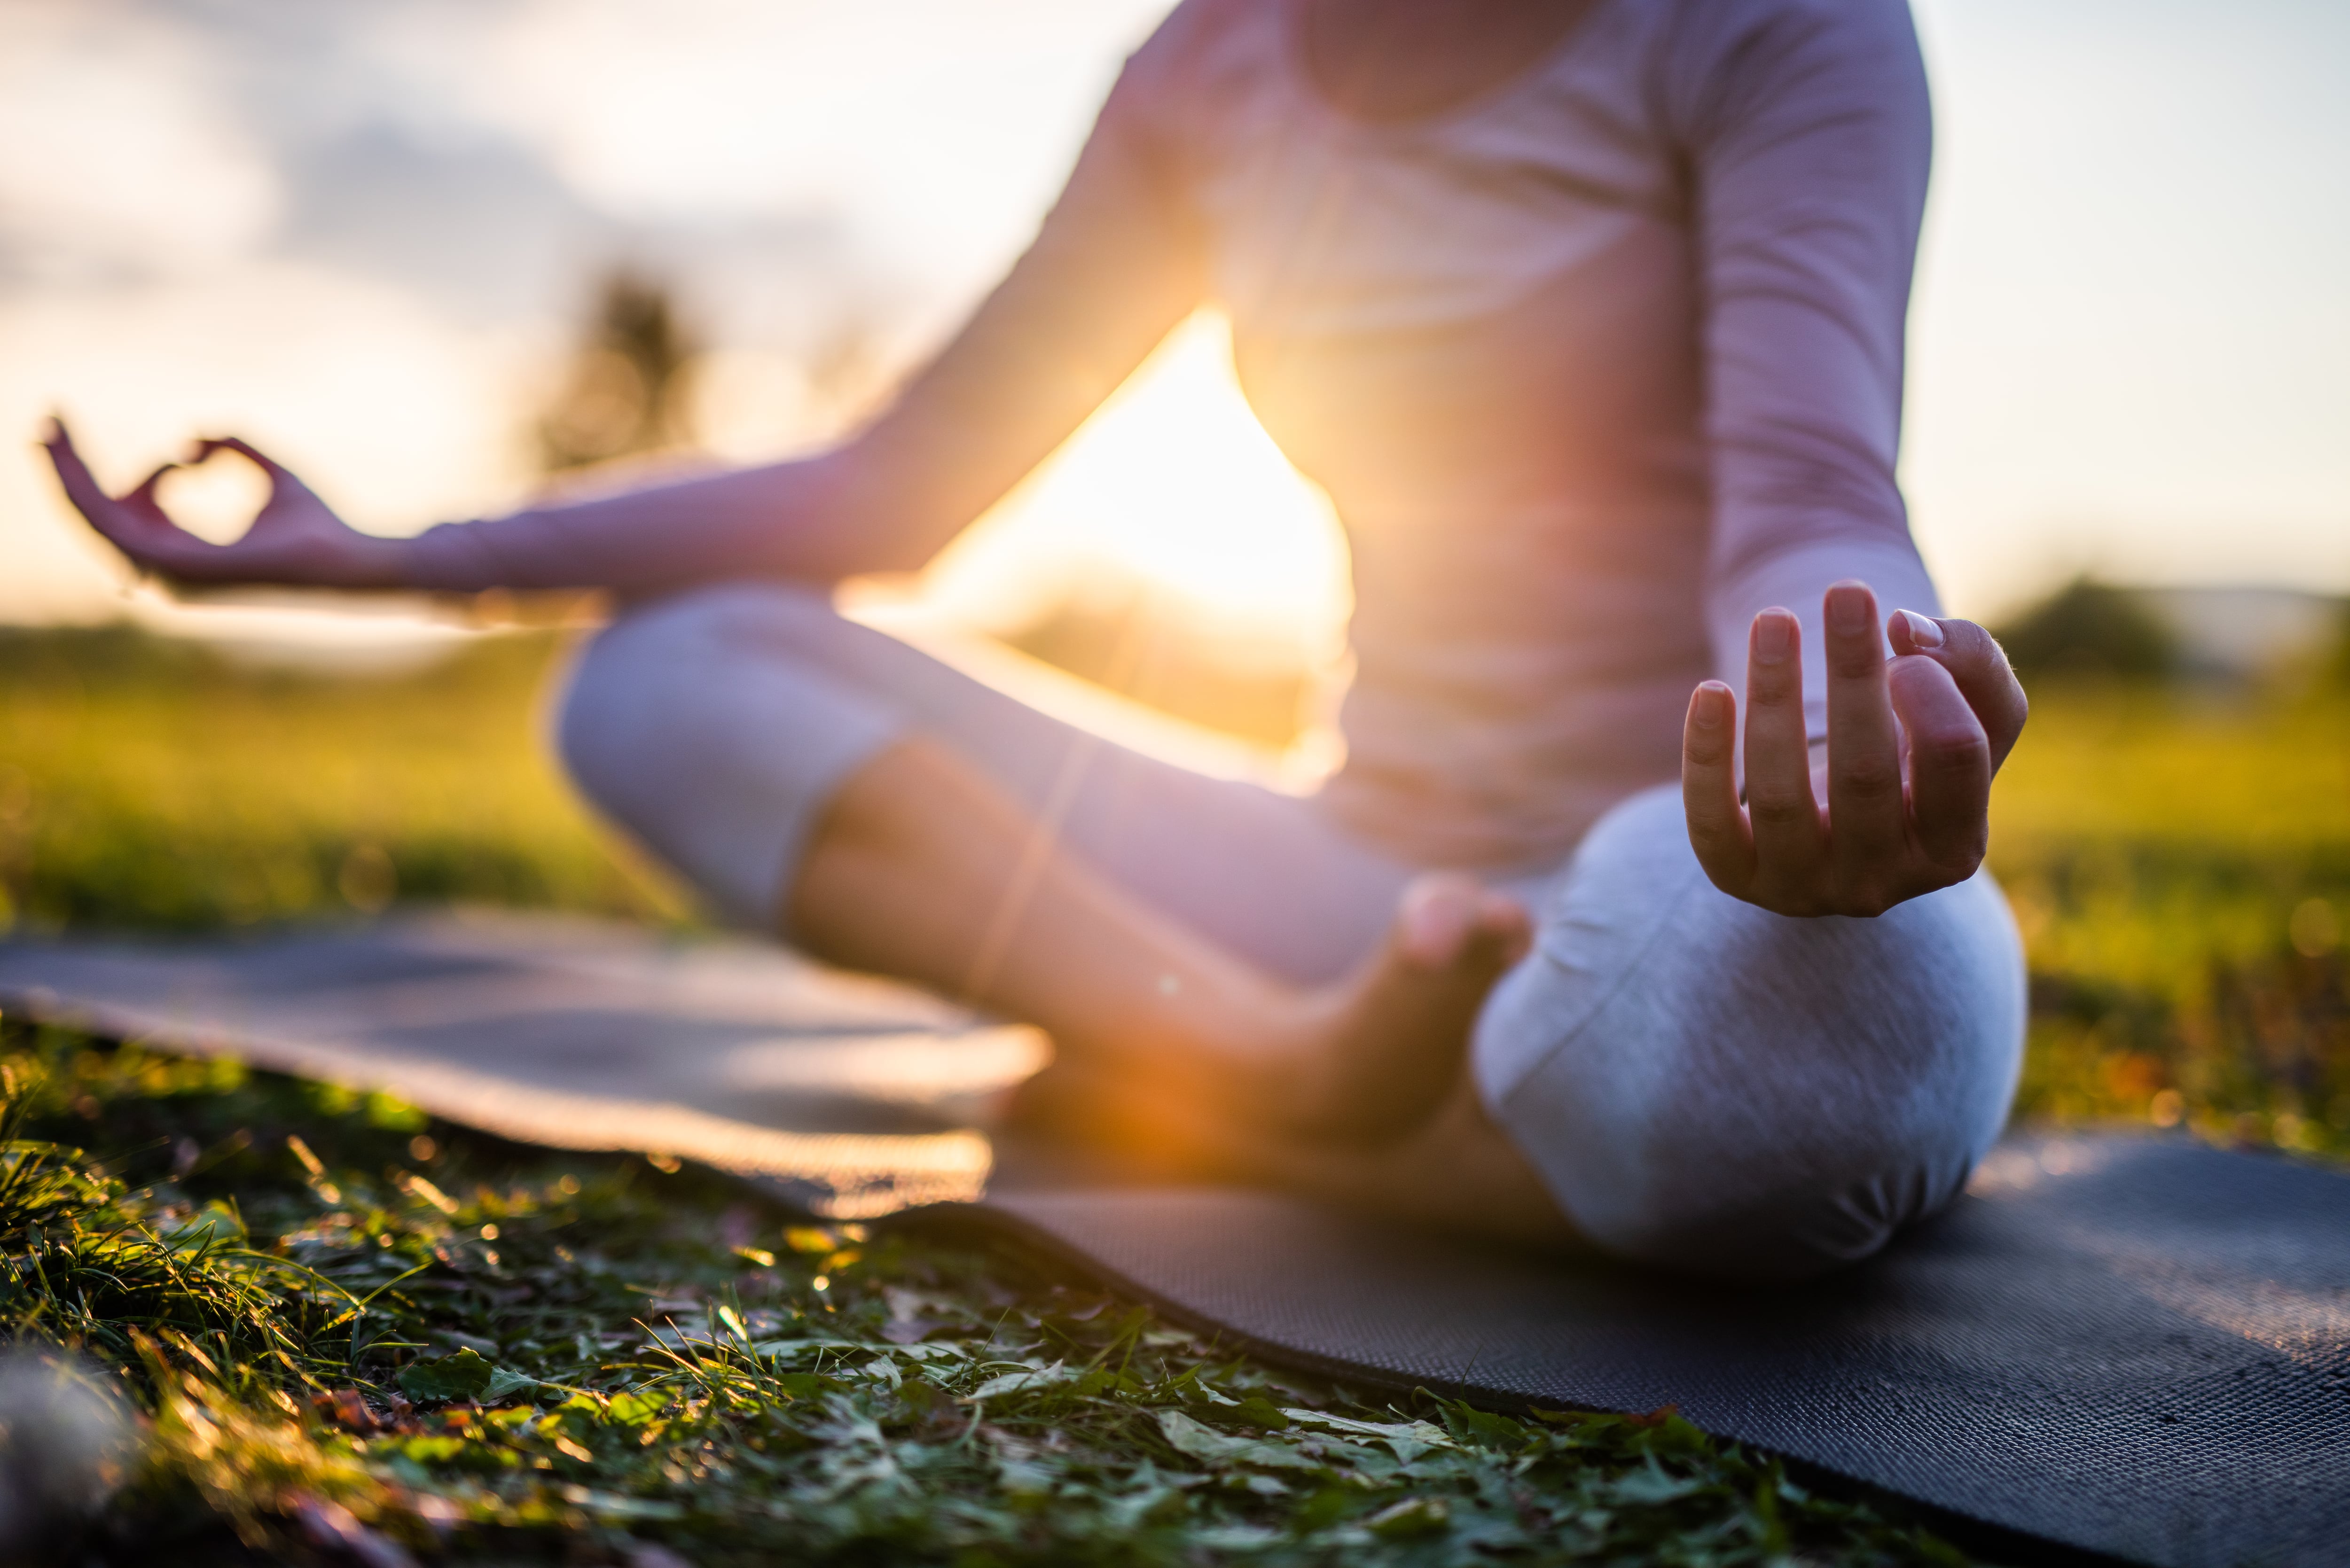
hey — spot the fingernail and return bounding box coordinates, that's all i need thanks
[1895,609,1944,649]
[1753,609,1793,663]
[1825,584,1871,635]
[1692,680,1730,727]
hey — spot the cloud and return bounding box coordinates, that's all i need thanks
[0,2,281,284]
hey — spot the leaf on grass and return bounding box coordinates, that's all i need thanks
[1189,1524,1284,1550]
[882,1317,953,1345]
[1449,1404,1529,1451]
[1206,1394,1292,1431]
[397,1347,533,1404]
[399,1348,494,1401]
[767,1371,849,1402]
[1155,1411,1324,1473]
[895,1379,958,1424]
[1282,1408,1457,1463]
[603,1389,668,1426]
[963,1360,1076,1403]
[556,1484,685,1521]
[1366,1495,1451,1539]
[481,1365,540,1404]
[1612,1460,1705,1505]
[389,1433,469,1464]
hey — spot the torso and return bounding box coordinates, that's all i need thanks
[1298,0,1607,123]
[1142,0,1713,869]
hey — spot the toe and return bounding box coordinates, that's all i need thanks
[1478,893,1534,967]
[1397,875,1485,966]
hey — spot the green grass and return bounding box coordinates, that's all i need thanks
[1986,683,2350,1153]
[0,625,666,932]
[2,622,2345,1562]
[2,1026,1962,1565]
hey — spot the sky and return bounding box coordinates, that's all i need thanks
[0,0,2343,654]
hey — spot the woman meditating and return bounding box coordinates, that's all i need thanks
[46,0,2028,1279]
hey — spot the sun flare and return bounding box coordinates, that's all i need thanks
[909,312,1352,668]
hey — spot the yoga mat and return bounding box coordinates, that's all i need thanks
[3,915,2344,1568]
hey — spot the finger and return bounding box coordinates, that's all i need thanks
[1481,892,1535,968]
[193,435,302,492]
[193,434,278,468]
[39,421,123,525]
[123,461,181,523]
[1395,876,1530,969]
[1742,607,1824,892]
[42,441,175,569]
[1887,653,1992,877]
[1681,679,1755,895]
[1822,581,1905,903]
[1890,610,2029,772]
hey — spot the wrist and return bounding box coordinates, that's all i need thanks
[343,533,418,590]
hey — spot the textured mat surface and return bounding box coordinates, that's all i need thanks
[0,913,1044,1215]
[3,917,2345,1568]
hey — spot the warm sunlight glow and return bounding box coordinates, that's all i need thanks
[913,312,1352,667]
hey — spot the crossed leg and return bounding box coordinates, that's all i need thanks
[789,734,1531,1146]
[559,585,1543,1186]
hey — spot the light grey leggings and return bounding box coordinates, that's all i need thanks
[558,584,2026,1280]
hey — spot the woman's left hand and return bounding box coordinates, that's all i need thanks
[1680,581,2028,917]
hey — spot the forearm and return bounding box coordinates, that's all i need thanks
[400,446,917,595]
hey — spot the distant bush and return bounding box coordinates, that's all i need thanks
[2327,600,2350,691]
[1992,577,2178,682]
[0,622,225,687]
[0,622,668,933]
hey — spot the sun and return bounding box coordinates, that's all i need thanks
[906,311,1353,668]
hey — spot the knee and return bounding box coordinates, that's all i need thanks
[554,583,828,818]
[1477,786,2026,1282]
[550,584,904,929]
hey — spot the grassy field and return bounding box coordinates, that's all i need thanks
[1,622,2344,1564]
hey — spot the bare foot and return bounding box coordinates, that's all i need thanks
[1263,874,1532,1143]
[1002,874,1531,1167]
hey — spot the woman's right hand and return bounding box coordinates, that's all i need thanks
[40,418,412,590]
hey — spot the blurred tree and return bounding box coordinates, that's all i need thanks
[535,271,698,473]
[1992,576,2179,682]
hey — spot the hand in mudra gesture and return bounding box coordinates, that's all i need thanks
[1682,580,2027,918]
[40,418,407,590]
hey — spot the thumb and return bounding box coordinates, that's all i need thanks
[1889,609,2028,772]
